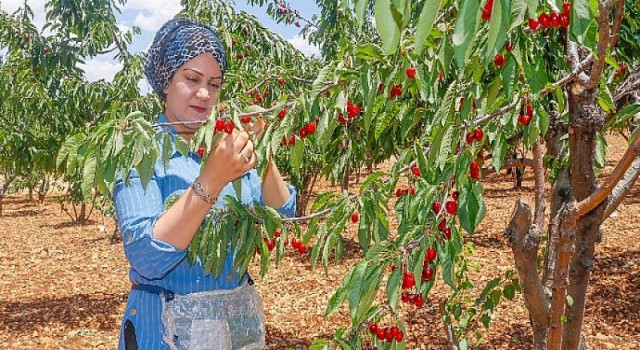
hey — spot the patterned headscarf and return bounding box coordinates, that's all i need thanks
[145,17,227,100]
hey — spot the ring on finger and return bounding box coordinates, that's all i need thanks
[239,152,251,163]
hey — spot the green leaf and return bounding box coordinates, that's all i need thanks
[566,295,574,307]
[503,284,516,300]
[595,132,607,169]
[375,0,401,54]
[570,0,594,44]
[174,135,190,157]
[290,137,304,169]
[354,0,368,28]
[459,181,486,234]
[452,0,480,68]
[491,133,507,172]
[81,151,97,200]
[439,240,456,289]
[386,266,402,312]
[509,0,528,31]
[311,64,333,98]
[414,0,444,55]
[325,259,357,317]
[347,261,369,323]
[356,43,386,61]
[597,81,615,112]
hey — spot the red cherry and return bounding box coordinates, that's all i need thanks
[466,132,475,145]
[539,13,551,28]
[401,292,410,303]
[482,0,493,21]
[389,84,403,98]
[347,101,361,118]
[427,247,437,262]
[445,200,457,214]
[299,127,308,139]
[438,71,443,81]
[559,13,569,28]
[505,41,513,53]
[298,245,306,254]
[528,18,539,31]
[452,191,459,201]
[470,161,480,171]
[402,271,416,289]
[240,115,251,124]
[396,188,405,197]
[384,328,394,342]
[411,166,421,177]
[493,53,506,67]
[414,294,424,308]
[422,267,434,281]
[406,66,416,79]
[224,121,234,134]
[550,12,560,28]
[368,322,378,334]
[236,54,244,60]
[263,91,270,98]
[375,327,385,341]
[394,329,404,342]
[288,135,296,146]
[274,230,281,238]
[621,65,627,73]
[351,212,359,224]
[215,119,225,132]
[563,2,571,15]
[408,187,416,196]
[197,146,205,158]
[306,122,316,135]
[615,71,621,78]
[470,167,481,180]
[519,114,532,126]
[278,108,287,120]
[338,113,347,125]
[473,128,484,142]
[438,218,447,231]
[442,227,452,239]
[278,78,286,85]
[432,201,442,214]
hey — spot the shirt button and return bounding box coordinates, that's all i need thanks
[130,308,137,316]
[127,236,133,243]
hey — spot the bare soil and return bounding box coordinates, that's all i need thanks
[0,135,638,349]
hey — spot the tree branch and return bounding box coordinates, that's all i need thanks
[547,203,577,350]
[533,141,546,231]
[603,155,640,219]
[582,1,614,90]
[504,199,548,349]
[440,298,459,350]
[575,134,640,217]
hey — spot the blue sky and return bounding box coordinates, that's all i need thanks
[1,0,320,83]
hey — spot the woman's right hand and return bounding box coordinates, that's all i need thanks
[200,128,257,190]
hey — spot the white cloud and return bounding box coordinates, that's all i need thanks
[123,0,181,31]
[288,34,320,57]
[78,59,123,83]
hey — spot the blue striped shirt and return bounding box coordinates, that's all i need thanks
[113,115,296,349]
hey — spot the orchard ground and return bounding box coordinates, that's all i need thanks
[1,135,638,350]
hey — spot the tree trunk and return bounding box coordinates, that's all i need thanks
[0,174,17,217]
[561,88,606,350]
[78,202,87,224]
[37,175,48,204]
[341,166,350,192]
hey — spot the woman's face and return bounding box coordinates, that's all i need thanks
[165,52,223,135]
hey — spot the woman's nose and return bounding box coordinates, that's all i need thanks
[196,87,210,100]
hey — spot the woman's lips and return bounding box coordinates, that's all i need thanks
[191,106,206,113]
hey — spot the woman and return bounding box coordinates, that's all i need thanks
[113,17,296,350]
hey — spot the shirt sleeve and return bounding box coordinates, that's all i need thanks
[113,170,187,280]
[247,169,297,218]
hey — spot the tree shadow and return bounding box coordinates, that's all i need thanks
[39,219,97,230]
[266,325,331,349]
[466,233,507,249]
[0,293,127,335]
[588,250,640,327]
[1,209,44,217]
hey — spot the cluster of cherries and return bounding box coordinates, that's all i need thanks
[614,65,628,79]
[367,322,404,345]
[247,90,270,105]
[215,118,235,134]
[518,102,534,127]
[465,128,484,145]
[493,41,514,68]
[338,100,362,126]
[394,165,422,198]
[259,230,307,255]
[470,161,481,181]
[433,192,459,239]
[528,2,571,31]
